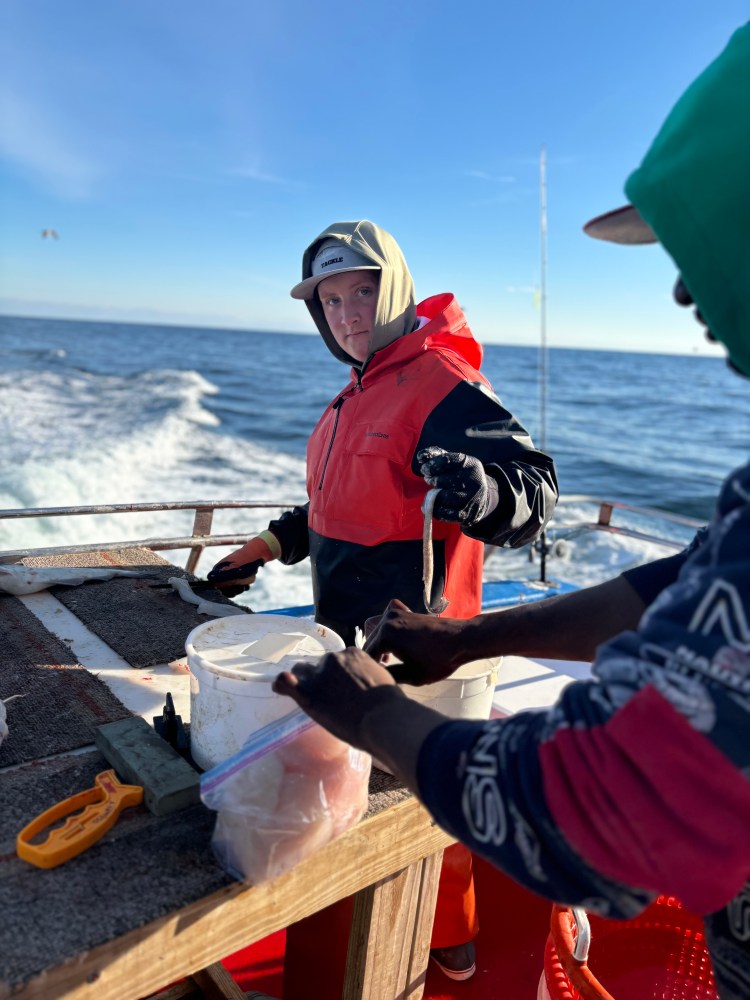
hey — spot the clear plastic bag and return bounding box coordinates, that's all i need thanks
[200,709,371,885]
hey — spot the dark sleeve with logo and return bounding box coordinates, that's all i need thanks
[414,380,558,546]
[267,503,311,564]
[414,463,750,998]
[415,714,655,918]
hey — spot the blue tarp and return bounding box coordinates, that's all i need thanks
[267,577,579,620]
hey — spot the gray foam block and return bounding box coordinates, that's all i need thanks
[95,717,200,816]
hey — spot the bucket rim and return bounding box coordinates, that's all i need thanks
[185,613,344,683]
[185,611,335,648]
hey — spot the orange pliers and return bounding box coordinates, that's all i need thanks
[17,769,143,869]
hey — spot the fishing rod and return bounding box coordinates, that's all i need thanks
[538,144,550,582]
[474,147,551,581]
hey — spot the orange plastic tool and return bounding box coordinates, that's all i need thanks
[16,769,143,869]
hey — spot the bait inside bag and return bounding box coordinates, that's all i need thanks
[200,708,371,885]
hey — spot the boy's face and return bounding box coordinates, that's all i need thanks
[318,270,380,363]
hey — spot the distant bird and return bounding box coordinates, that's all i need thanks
[41,228,59,240]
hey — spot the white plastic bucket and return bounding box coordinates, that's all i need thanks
[373,656,501,773]
[185,614,345,771]
[401,657,501,720]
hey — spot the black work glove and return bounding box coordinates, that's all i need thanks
[206,557,265,597]
[418,446,500,525]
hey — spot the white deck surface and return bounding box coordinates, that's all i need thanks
[19,590,192,722]
[19,590,591,723]
[492,654,592,716]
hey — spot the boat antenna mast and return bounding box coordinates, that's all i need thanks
[537,144,550,582]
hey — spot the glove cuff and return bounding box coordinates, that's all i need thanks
[258,530,282,560]
[479,476,500,522]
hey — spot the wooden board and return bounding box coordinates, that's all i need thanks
[1,549,453,1000]
[1,796,453,1000]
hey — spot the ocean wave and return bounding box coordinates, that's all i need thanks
[0,364,307,557]
[1,315,743,614]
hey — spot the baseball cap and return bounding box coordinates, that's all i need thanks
[290,240,380,300]
[583,204,657,245]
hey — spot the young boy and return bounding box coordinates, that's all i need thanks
[209,219,558,983]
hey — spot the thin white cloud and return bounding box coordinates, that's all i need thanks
[465,169,516,183]
[512,153,578,168]
[0,90,103,200]
[466,155,577,183]
[467,189,532,208]
[228,163,303,187]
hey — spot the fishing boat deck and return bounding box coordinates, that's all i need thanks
[0,549,455,1000]
[0,531,599,1000]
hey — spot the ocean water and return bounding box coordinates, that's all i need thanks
[1,314,747,610]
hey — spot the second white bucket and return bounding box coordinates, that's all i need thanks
[373,656,500,773]
[401,656,501,719]
[185,613,345,771]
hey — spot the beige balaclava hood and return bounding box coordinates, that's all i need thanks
[290,220,417,368]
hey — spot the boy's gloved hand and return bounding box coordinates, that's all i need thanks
[207,533,278,595]
[418,447,499,525]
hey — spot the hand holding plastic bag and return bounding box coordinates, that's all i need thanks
[200,709,371,885]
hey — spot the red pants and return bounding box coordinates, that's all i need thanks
[282,844,478,999]
[430,843,479,948]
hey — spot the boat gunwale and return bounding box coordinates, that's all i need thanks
[0,496,702,568]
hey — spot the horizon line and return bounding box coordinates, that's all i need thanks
[0,310,724,362]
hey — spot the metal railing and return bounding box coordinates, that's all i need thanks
[0,495,704,576]
[0,500,299,573]
[545,495,703,550]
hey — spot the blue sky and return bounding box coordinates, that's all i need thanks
[1,3,746,355]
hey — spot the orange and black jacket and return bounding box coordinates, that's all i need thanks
[268,293,558,645]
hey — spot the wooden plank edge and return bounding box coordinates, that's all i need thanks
[2,797,454,1000]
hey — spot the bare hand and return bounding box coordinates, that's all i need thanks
[363,599,470,685]
[272,647,403,751]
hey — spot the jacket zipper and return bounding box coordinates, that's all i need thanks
[318,397,345,491]
[318,374,363,491]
